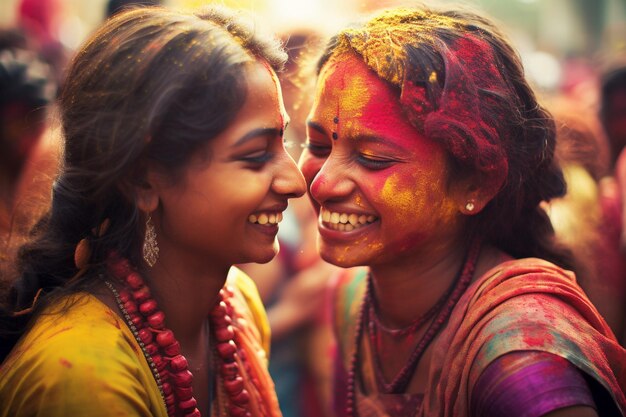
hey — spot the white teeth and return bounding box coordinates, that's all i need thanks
[248,212,283,225]
[320,208,377,231]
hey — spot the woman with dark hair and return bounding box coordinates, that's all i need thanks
[298,6,626,417]
[0,6,305,417]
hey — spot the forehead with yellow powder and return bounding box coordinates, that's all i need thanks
[311,52,426,145]
[312,53,371,138]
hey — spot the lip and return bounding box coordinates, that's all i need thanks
[319,204,375,218]
[314,204,378,241]
[247,201,288,237]
[253,202,289,214]
[249,221,280,237]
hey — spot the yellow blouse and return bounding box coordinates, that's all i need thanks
[0,267,273,417]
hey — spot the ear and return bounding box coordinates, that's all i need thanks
[451,170,504,216]
[117,163,160,213]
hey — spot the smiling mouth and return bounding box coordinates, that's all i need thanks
[320,207,378,231]
[248,212,283,226]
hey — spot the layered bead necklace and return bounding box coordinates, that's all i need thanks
[105,252,253,417]
[345,238,482,417]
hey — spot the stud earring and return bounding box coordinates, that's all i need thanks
[143,213,159,267]
[465,201,475,212]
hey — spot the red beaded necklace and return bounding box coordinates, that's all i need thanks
[105,252,253,417]
[345,238,482,417]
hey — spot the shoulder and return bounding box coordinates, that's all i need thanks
[468,257,582,309]
[0,293,160,417]
[460,259,625,402]
[427,258,626,414]
[227,266,271,353]
[466,257,604,342]
[3,293,139,366]
[477,257,576,285]
[228,265,265,304]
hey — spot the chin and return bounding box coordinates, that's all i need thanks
[251,243,280,264]
[320,250,362,268]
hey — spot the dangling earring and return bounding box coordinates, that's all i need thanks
[143,213,159,267]
[465,201,475,212]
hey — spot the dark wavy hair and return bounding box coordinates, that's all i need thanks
[316,5,573,269]
[0,6,287,360]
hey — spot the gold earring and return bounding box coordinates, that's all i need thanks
[465,201,475,212]
[143,213,159,267]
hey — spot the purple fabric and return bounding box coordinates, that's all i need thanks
[471,350,596,417]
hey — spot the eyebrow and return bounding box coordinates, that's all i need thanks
[356,135,409,153]
[307,120,408,153]
[233,127,283,147]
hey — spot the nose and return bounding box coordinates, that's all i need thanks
[272,153,306,198]
[309,155,354,204]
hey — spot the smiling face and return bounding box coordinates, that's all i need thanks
[299,53,466,268]
[152,60,306,268]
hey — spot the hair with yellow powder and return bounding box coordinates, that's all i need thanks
[316,5,574,269]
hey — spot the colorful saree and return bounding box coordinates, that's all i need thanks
[332,259,626,416]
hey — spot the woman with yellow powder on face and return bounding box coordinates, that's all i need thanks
[0,6,306,417]
[298,5,626,417]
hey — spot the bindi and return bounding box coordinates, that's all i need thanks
[332,116,339,140]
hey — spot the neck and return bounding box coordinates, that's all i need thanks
[142,249,230,346]
[369,238,469,328]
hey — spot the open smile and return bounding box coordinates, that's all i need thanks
[247,212,283,226]
[319,207,378,231]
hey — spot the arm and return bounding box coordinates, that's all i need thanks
[471,351,598,417]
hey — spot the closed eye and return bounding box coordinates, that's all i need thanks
[303,141,331,158]
[240,151,273,165]
[357,154,397,170]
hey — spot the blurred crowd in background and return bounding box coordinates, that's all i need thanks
[0,1,625,416]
